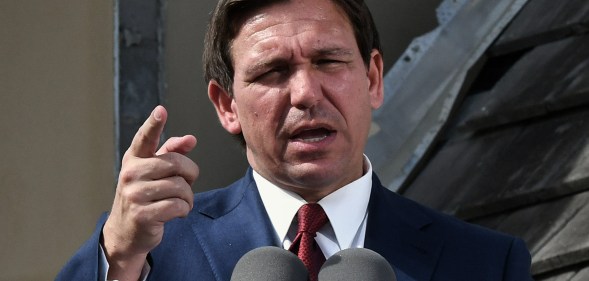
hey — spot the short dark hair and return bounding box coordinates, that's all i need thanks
[203,0,381,96]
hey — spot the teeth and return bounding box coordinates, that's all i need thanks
[300,134,328,143]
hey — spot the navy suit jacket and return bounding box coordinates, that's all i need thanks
[57,169,532,280]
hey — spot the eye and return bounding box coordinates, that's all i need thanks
[315,59,346,71]
[317,59,341,65]
[255,66,289,83]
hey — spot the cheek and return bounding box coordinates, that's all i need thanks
[324,69,368,94]
[333,89,374,135]
[327,75,372,111]
[237,91,285,132]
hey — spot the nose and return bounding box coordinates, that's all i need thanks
[289,69,322,109]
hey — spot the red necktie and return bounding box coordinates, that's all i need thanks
[289,203,329,281]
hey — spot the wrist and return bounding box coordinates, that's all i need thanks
[101,226,148,281]
[105,253,146,281]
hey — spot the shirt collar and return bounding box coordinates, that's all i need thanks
[255,156,373,249]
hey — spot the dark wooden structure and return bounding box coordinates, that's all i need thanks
[401,0,589,279]
[115,0,166,171]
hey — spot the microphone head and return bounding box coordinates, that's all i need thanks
[319,248,396,281]
[231,246,309,281]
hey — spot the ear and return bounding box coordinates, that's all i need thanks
[367,49,384,109]
[208,80,242,134]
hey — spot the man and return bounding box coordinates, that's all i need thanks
[57,0,533,280]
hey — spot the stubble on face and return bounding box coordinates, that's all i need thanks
[227,0,380,202]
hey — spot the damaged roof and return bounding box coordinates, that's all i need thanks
[372,0,589,279]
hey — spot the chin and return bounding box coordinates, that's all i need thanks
[286,165,341,188]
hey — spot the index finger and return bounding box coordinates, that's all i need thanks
[127,105,168,158]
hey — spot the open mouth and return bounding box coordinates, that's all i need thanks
[291,128,334,143]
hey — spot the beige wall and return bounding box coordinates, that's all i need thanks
[0,1,114,280]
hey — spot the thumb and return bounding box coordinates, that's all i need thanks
[156,135,197,156]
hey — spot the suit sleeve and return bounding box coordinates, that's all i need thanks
[503,237,533,281]
[55,213,109,281]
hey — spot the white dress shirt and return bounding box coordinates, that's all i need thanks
[255,155,373,258]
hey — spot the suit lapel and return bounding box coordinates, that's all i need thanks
[365,174,444,281]
[187,171,444,281]
[190,169,278,281]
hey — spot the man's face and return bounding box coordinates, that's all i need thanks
[210,0,383,201]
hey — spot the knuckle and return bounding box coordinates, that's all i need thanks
[133,207,153,225]
[168,178,185,196]
[173,199,191,218]
[122,150,132,162]
[189,164,200,183]
[135,129,152,145]
[185,195,195,208]
[157,198,187,220]
[165,152,181,167]
[127,190,143,203]
[119,186,139,202]
[173,175,187,186]
[194,163,200,176]
[179,179,193,196]
[118,169,137,184]
[160,153,182,175]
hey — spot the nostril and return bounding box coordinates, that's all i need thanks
[290,88,322,109]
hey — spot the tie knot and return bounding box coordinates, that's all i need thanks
[297,203,328,234]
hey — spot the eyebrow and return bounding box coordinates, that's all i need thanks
[313,47,354,58]
[245,47,355,76]
[245,58,289,77]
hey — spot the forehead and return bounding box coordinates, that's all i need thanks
[230,0,355,55]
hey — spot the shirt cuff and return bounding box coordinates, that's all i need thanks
[99,244,151,281]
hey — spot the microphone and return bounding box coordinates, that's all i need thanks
[230,246,309,281]
[318,248,397,281]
